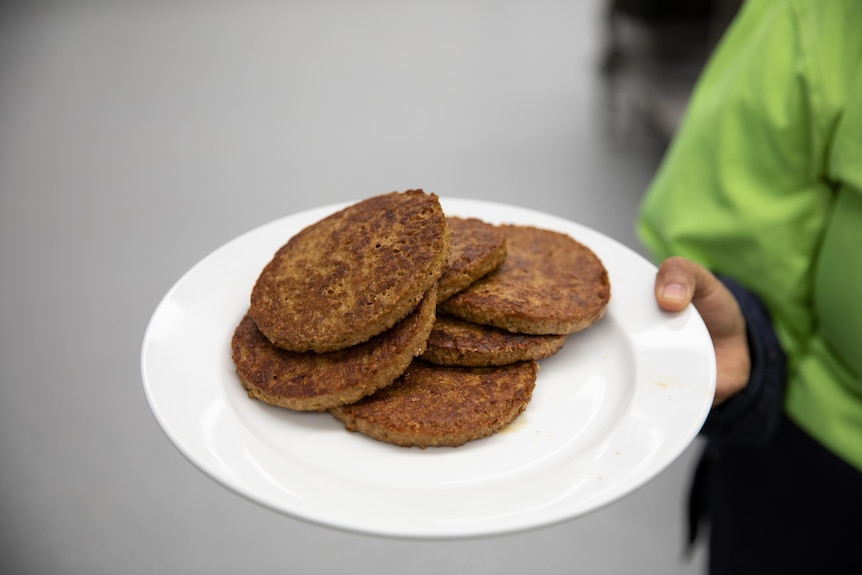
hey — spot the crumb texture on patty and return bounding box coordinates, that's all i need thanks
[250,190,450,353]
[421,314,567,366]
[438,225,610,335]
[437,217,507,302]
[232,286,437,411]
[330,359,538,448]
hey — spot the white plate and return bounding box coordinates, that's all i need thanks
[141,198,715,539]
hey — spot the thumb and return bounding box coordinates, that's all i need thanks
[654,256,707,312]
[655,256,742,336]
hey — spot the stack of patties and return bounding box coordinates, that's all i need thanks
[231,191,611,449]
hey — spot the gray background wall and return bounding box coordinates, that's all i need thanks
[0,1,709,573]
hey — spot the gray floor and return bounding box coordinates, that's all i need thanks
[0,2,707,573]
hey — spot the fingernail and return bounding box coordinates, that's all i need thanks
[661,283,688,303]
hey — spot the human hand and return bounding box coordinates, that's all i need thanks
[654,256,750,405]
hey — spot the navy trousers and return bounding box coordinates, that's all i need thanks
[690,414,862,574]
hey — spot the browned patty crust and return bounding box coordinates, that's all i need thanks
[437,217,507,302]
[249,190,450,353]
[330,359,538,448]
[421,314,568,367]
[438,225,610,335]
[232,287,438,412]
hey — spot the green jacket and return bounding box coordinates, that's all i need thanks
[638,0,862,471]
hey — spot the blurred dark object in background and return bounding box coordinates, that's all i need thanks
[601,0,742,142]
